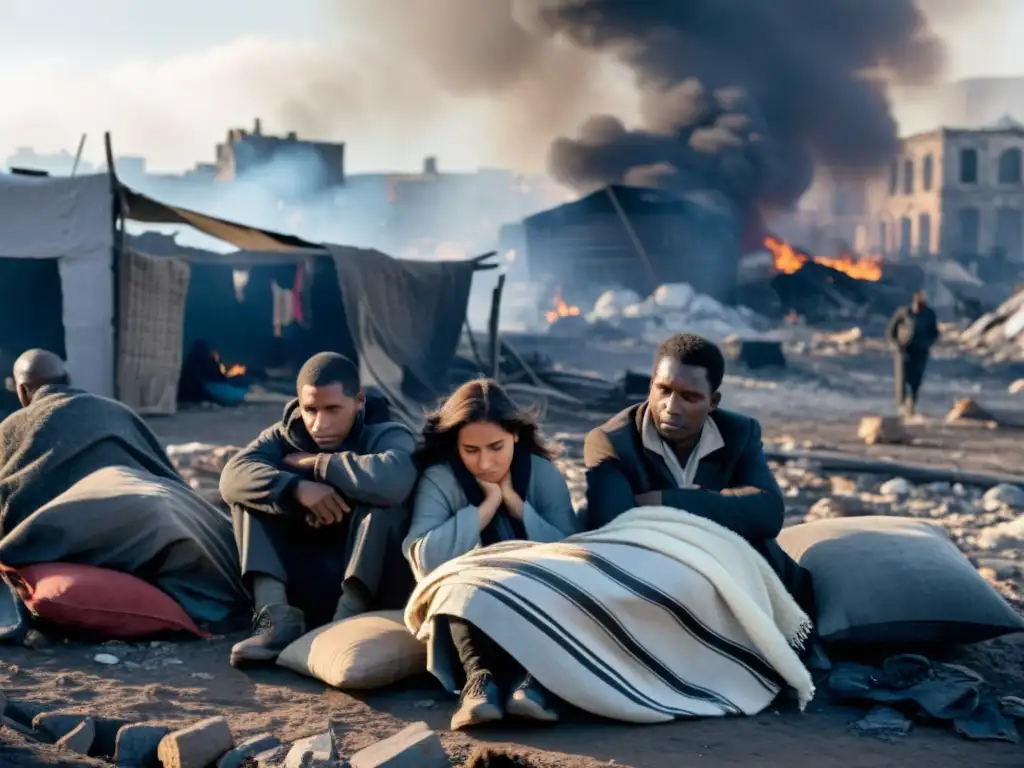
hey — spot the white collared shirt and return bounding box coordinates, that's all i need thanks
[641,409,725,488]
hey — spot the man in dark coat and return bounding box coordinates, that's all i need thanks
[220,352,418,667]
[583,334,818,630]
[886,291,940,417]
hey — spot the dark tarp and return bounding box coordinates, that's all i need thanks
[121,185,319,253]
[0,258,65,417]
[327,245,476,422]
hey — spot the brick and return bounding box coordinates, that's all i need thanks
[348,722,448,768]
[157,716,234,768]
[218,733,282,768]
[115,723,170,767]
[56,717,96,755]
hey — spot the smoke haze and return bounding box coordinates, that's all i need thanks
[1,0,1016,204]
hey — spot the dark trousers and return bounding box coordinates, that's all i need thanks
[232,503,413,628]
[755,539,817,624]
[449,617,524,688]
[894,351,929,411]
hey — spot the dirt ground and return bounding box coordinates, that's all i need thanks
[3,342,1024,767]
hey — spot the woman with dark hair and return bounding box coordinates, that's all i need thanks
[404,378,579,731]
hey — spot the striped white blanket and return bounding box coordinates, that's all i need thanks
[405,507,815,723]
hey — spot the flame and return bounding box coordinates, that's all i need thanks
[220,363,246,378]
[545,287,581,324]
[764,235,882,282]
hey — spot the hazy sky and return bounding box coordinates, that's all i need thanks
[1,0,1023,174]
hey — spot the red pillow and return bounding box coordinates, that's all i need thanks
[4,563,210,639]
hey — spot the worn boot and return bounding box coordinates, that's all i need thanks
[450,670,504,730]
[506,673,559,723]
[229,603,305,668]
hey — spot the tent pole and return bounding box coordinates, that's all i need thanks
[606,186,659,293]
[104,132,127,401]
[488,274,506,381]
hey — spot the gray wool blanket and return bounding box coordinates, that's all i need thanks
[0,387,247,627]
[0,386,185,533]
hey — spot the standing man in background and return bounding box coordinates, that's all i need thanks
[886,291,940,418]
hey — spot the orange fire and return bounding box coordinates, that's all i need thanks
[764,235,882,282]
[545,287,581,324]
[220,363,247,378]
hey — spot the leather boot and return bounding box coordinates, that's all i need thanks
[229,603,305,668]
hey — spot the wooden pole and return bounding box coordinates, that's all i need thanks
[488,274,507,381]
[104,133,126,401]
[606,186,660,292]
[70,134,87,177]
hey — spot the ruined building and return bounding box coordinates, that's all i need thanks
[877,120,1024,264]
[215,118,345,197]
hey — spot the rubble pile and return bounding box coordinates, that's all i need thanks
[770,458,1024,611]
[0,692,452,767]
[586,283,773,343]
[166,444,240,509]
[960,289,1024,363]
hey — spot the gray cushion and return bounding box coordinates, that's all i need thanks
[778,516,1024,646]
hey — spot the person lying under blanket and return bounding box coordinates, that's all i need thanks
[0,349,247,635]
[583,333,828,667]
[220,352,418,668]
[403,378,581,731]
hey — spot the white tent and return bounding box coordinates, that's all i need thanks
[0,173,115,397]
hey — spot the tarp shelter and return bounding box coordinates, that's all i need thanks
[0,168,495,423]
[0,173,115,408]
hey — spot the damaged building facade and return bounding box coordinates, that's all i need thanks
[877,121,1024,265]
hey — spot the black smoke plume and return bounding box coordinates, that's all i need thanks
[532,0,947,209]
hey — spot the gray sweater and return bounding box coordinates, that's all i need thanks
[403,454,579,580]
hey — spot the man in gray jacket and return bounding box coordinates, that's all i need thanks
[886,291,940,417]
[220,352,418,667]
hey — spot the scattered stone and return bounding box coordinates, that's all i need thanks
[94,653,121,665]
[805,496,870,522]
[947,398,997,424]
[858,416,904,446]
[348,722,448,768]
[54,674,74,687]
[22,629,50,649]
[115,723,170,767]
[252,745,290,767]
[158,716,234,768]
[56,717,95,755]
[982,484,1024,511]
[879,478,913,497]
[285,732,334,768]
[217,733,282,768]
[828,476,858,496]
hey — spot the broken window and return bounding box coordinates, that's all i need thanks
[902,159,914,195]
[998,148,1022,184]
[888,161,899,195]
[958,207,981,254]
[995,207,1023,260]
[960,148,979,184]
[899,216,912,259]
[918,213,932,255]
[922,155,934,191]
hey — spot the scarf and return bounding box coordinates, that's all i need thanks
[449,446,532,545]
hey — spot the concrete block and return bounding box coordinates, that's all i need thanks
[285,732,334,767]
[348,722,448,768]
[857,415,905,445]
[56,718,96,755]
[115,723,170,767]
[157,716,234,768]
[218,733,282,768]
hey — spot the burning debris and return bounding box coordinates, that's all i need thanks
[764,235,883,283]
[545,287,581,324]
